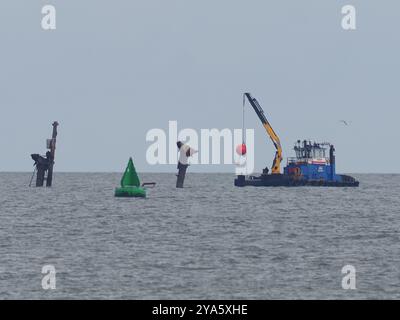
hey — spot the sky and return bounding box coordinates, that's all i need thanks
[0,0,399,173]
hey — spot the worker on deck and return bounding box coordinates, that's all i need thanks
[176,141,197,188]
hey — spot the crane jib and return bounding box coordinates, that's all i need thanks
[243,92,282,174]
[244,93,279,140]
[244,93,268,125]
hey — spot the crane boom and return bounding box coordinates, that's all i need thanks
[244,93,282,174]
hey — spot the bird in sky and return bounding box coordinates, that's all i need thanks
[339,120,350,126]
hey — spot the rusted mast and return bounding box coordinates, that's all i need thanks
[46,121,59,187]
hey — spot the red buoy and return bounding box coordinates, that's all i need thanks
[236,143,247,156]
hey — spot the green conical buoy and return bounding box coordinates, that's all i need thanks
[121,157,140,187]
[115,158,146,198]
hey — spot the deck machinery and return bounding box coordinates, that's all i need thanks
[235,93,359,187]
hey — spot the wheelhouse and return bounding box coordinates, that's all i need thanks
[287,140,330,165]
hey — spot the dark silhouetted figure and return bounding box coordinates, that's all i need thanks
[176,141,197,188]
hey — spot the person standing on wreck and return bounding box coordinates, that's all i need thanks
[176,141,197,188]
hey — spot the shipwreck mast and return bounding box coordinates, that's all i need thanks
[30,121,59,187]
[46,121,59,187]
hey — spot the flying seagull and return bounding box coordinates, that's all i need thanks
[339,120,350,126]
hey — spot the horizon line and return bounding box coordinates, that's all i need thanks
[0,171,399,175]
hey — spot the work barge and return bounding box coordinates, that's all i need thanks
[235,93,359,187]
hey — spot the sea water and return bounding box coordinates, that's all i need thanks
[0,173,399,299]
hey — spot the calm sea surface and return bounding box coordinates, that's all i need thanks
[0,173,399,299]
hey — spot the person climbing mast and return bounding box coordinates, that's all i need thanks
[176,141,197,188]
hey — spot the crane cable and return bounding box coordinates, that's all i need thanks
[242,93,246,144]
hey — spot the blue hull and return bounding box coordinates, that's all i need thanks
[234,174,359,187]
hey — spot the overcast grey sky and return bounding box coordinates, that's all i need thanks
[0,0,399,173]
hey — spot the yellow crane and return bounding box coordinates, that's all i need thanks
[244,93,282,174]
